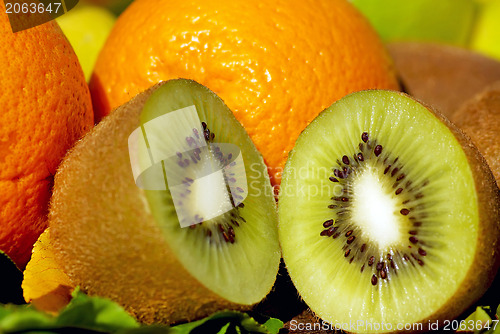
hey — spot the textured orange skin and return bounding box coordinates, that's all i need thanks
[90,0,399,185]
[0,6,94,268]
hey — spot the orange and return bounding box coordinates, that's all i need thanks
[0,7,94,268]
[90,0,399,185]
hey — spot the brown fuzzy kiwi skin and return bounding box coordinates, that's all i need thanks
[388,42,500,120]
[48,83,254,325]
[395,93,500,332]
[452,81,500,186]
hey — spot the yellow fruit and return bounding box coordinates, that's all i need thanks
[22,228,73,313]
[56,4,116,81]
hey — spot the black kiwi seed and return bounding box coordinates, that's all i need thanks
[204,129,210,141]
[380,268,387,279]
[327,226,338,236]
[376,261,384,271]
[400,208,410,215]
[361,132,369,142]
[323,219,334,228]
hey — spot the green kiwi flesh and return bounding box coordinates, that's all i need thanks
[278,90,500,333]
[49,79,280,324]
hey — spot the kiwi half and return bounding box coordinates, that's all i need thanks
[278,90,500,332]
[49,79,280,324]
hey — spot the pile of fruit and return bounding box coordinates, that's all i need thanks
[1,0,500,333]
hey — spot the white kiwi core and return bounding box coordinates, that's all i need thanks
[190,168,233,223]
[351,167,403,249]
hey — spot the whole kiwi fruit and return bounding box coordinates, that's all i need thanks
[388,42,500,119]
[452,81,500,186]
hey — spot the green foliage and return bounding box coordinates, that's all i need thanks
[0,289,283,334]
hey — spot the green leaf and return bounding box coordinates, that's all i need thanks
[1,287,283,334]
[462,306,492,334]
[0,304,54,332]
[0,289,140,333]
[168,311,282,334]
[116,325,172,334]
[55,288,139,331]
[0,250,24,305]
[261,318,283,334]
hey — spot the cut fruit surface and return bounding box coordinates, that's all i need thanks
[278,90,500,332]
[49,79,280,324]
[137,80,279,303]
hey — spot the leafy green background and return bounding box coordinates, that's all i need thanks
[0,288,283,334]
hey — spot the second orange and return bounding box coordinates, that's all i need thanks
[90,0,399,185]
